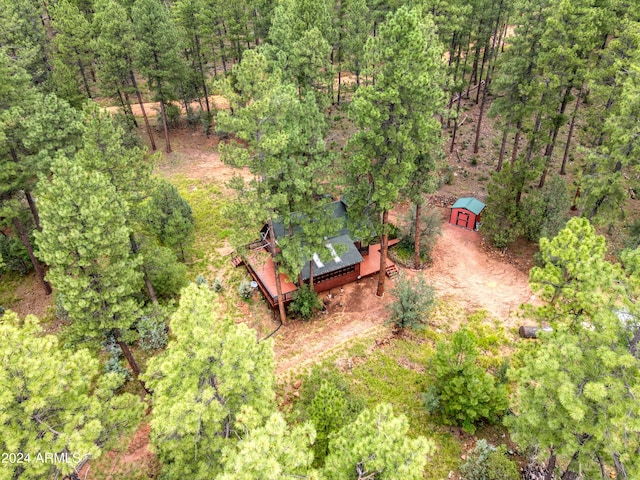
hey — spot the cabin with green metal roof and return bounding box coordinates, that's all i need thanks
[449,197,485,230]
[233,199,399,310]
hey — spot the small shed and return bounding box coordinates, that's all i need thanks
[450,197,485,230]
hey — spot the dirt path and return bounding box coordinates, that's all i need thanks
[105,95,229,117]
[273,275,393,375]
[423,223,534,326]
[155,133,253,186]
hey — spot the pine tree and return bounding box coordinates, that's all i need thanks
[217,412,318,480]
[0,310,144,480]
[218,50,340,321]
[93,0,157,149]
[0,50,83,294]
[216,49,295,324]
[144,283,276,479]
[0,0,52,87]
[580,45,640,224]
[173,0,214,113]
[340,0,372,94]
[347,5,445,296]
[268,0,334,99]
[426,328,508,433]
[132,0,185,153]
[75,104,165,304]
[144,179,195,261]
[51,0,95,101]
[323,403,432,479]
[339,0,370,87]
[508,217,640,479]
[35,157,144,377]
[308,380,348,464]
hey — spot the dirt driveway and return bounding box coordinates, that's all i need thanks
[423,222,534,326]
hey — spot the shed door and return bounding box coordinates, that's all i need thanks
[456,211,470,228]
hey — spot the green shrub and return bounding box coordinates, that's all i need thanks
[388,274,435,331]
[386,222,401,239]
[294,364,365,467]
[442,166,455,185]
[238,280,253,299]
[105,340,130,380]
[288,284,322,320]
[142,243,188,298]
[460,440,520,480]
[211,278,224,293]
[137,313,168,352]
[425,329,508,433]
[201,110,214,136]
[162,102,181,129]
[0,235,30,275]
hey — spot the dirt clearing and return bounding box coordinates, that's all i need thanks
[423,222,534,326]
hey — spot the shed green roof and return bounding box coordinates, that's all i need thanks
[451,197,485,215]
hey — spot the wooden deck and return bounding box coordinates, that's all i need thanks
[244,249,297,307]
[241,239,399,307]
[359,241,399,277]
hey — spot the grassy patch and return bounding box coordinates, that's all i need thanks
[0,272,23,308]
[347,338,462,479]
[169,176,236,275]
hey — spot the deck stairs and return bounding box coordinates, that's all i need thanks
[231,256,244,268]
[385,264,399,279]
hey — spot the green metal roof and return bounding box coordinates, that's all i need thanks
[300,234,363,281]
[451,197,485,215]
[269,200,348,239]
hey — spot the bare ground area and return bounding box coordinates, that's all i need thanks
[155,130,253,187]
[273,275,394,375]
[423,222,534,327]
[3,272,53,321]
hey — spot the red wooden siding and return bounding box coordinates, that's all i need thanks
[450,208,478,230]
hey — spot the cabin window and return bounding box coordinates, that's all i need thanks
[314,264,356,284]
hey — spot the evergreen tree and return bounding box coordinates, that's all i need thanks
[323,403,432,480]
[268,0,334,99]
[217,412,318,480]
[347,5,445,296]
[173,0,214,113]
[308,380,348,464]
[132,0,185,153]
[482,159,535,249]
[217,49,294,324]
[488,0,552,169]
[0,50,83,294]
[144,283,276,479]
[76,104,165,304]
[508,217,640,479]
[340,0,372,94]
[144,179,195,261]
[580,45,640,224]
[0,0,52,87]
[218,49,339,321]
[35,157,144,377]
[51,0,95,101]
[0,310,144,480]
[93,0,157,150]
[520,174,570,242]
[425,328,508,433]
